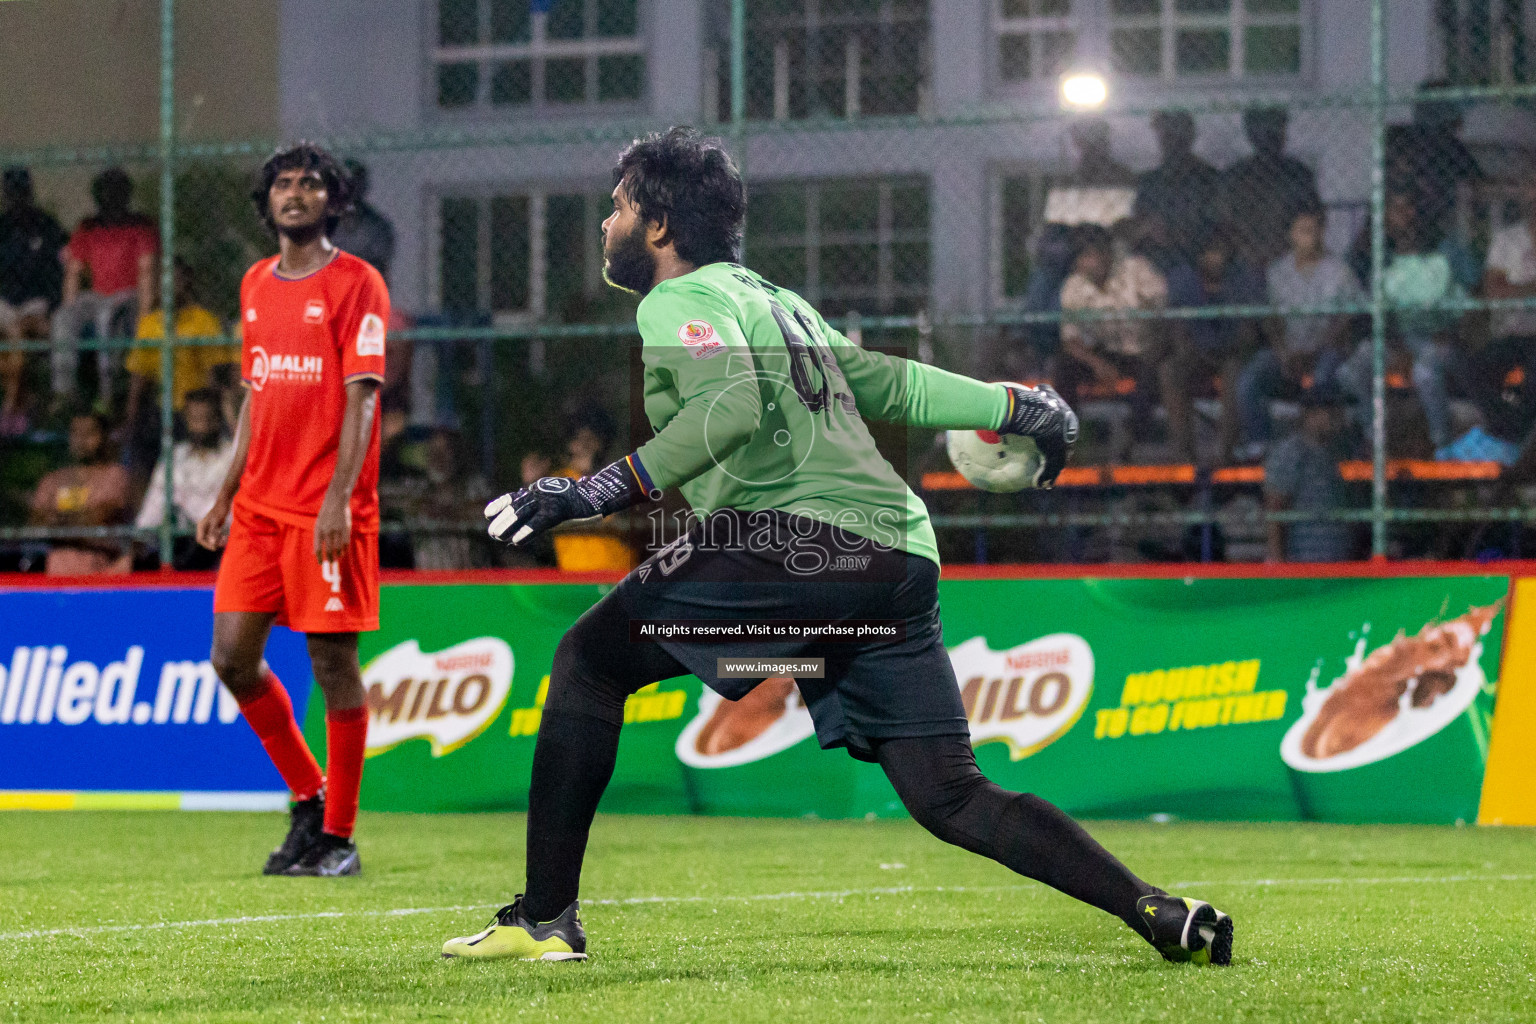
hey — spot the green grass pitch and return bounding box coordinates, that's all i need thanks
[3,812,1534,1023]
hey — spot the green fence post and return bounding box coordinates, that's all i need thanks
[157,0,177,568]
[1368,0,1388,559]
[730,0,746,261]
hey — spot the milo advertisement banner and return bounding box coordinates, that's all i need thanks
[324,573,1510,824]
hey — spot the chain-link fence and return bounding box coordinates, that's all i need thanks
[2,0,1535,573]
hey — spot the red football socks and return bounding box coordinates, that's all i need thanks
[322,705,368,839]
[237,669,325,802]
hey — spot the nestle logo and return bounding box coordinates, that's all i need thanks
[434,652,493,672]
[1005,648,1071,672]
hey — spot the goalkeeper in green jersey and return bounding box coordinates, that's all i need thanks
[441,128,1233,967]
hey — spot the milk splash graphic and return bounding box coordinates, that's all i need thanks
[1280,605,1500,774]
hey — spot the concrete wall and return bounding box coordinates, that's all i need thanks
[0,0,278,148]
[0,0,278,225]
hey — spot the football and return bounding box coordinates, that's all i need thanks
[946,427,1047,492]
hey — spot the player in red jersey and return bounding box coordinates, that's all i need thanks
[197,143,387,876]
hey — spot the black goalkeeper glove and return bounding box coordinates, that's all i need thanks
[999,382,1079,489]
[486,454,660,547]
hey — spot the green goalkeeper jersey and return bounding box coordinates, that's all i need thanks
[633,262,1009,565]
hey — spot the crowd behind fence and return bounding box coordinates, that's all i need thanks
[3,0,1536,576]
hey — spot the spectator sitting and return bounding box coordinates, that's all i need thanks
[1134,111,1221,274]
[28,409,132,575]
[1235,205,1363,461]
[1219,107,1323,270]
[1484,169,1536,353]
[0,166,67,350]
[551,408,636,571]
[1020,118,1138,373]
[51,168,158,406]
[122,260,234,480]
[1264,384,1358,563]
[332,160,396,285]
[1464,168,1536,458]
[1057,224,1172,460]
[408,427,492,571]
[1347,189,1481,295]
[1165,225,1266,464]
[1338,192,1467,454]
[133,389,235,569]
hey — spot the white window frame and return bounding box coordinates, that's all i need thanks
[750,178,931,314]
[1107,0,1309,83]
[1438,0,1534,86]
[741,0,931,121]
[433,186,611,325]
[994,0,1081,86]
[990,166,1055,306]
[990,1,1309,97]
[431,0,647,114]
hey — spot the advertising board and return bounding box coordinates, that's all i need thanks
[0,586,308,805]
[340,573,1510,825]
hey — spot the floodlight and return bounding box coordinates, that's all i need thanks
[1059,72,1108,110]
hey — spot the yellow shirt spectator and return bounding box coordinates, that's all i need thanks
[127,305,238,409]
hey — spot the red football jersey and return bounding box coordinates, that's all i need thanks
[237,250,388,527]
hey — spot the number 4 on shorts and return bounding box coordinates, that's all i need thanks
[321,560,342,594]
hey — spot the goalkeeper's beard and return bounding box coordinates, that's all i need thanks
[602,220,655,296]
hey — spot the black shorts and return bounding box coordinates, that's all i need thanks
[612,509,966,761]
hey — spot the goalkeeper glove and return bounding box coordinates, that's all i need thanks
[999,383,1079,489]
[486,453,660,547]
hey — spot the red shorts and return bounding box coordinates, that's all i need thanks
[213,500,380,633]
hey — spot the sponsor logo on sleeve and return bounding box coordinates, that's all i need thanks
[679,320,723,360]
[356,312,386,358]
[362,637,513,757]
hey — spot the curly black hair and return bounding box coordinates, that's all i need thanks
[612,127,745,267]
[251,142,353,236]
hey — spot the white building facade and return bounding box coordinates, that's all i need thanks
[276,0,1536,328]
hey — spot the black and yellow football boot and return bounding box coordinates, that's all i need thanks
[1134,895,1234,965]
[441,896,587,962]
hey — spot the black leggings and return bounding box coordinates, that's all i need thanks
[522,596,1160,932]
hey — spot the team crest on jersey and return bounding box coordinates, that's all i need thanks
[304,299,325,324]
[356,312,385,357]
